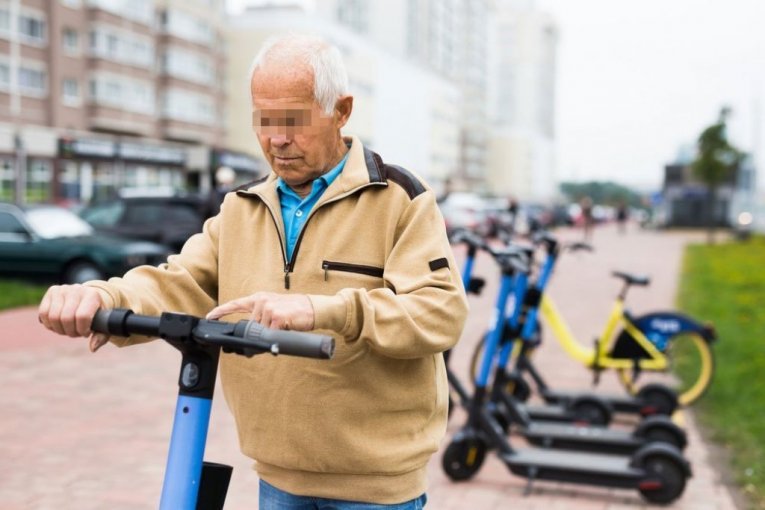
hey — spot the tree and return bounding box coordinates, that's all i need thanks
[691,107,745,244]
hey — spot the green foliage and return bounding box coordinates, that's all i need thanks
[677,237,765,508]
[0,279,48,311]
[691,107,743,188]
[558,181,645,208]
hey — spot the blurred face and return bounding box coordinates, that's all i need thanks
[251,65,352,196]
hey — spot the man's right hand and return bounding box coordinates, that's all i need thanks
[38,285,110,352]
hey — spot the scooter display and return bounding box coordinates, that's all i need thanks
[90,308,334,510]
[441,248,692,505]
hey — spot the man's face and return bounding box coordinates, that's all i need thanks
[251,66,351,191]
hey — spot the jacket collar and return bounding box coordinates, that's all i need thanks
[236,135,387,211]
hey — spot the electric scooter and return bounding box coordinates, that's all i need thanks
[493,232,683,418]
[442,249,691,505]
[451,232,686,454]
[90,308,334,510]
[450,229,615,425]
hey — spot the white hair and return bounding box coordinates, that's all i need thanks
[249,34,349,116]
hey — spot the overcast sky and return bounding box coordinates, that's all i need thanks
[228,0,765,191]
[536,0,765,190]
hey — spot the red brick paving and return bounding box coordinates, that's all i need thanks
[0,223,739,509]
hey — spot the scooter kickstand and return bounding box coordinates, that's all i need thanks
[524,466,538,496]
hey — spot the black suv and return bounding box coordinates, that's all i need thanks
[80,195,207,253]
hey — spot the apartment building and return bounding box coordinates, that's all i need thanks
[486,0,558,200]
[314,0,491,191]
[0,0,259,204]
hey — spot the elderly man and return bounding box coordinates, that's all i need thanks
[38,34,468,509]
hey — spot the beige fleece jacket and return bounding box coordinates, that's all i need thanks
[86,136,469,504]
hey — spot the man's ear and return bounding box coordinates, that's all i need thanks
[335,95,353,129]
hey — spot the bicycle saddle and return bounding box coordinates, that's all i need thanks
[611,271,650,286]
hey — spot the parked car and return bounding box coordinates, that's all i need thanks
[439,192,505,238]
[0,203,170,284]
[80,195,206,253]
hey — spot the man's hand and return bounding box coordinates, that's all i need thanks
[38,285,110,352]
[206,292,315,331]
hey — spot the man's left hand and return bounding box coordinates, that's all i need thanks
[206,292,315,331]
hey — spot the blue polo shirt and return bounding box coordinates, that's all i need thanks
[277,152,349,261]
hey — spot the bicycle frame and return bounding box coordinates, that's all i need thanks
[539,296,668,371]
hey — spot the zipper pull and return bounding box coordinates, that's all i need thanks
[284,268,290,289]
[323,262,328,281]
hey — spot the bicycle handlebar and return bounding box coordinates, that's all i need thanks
[91,309,335,360]
[450,228,489,250]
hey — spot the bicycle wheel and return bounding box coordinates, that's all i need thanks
[617,331,714,407]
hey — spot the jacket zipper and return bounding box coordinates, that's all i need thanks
[283,183,386,289]
[256,199,291,288]
[322,260,384,281]
[249,182,387,289]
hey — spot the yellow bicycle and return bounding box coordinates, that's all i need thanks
[469,237,717,413]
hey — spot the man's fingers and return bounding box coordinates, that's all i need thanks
[45,287,67,336]
[89,333,110,353]
[258,305,272,328]
[75,292,103,337]
[38,288,52,327]
[206,296,255,320]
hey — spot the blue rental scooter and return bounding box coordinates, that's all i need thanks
[90,308,334,510]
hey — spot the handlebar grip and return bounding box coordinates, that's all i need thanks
[91,309,111,334]
[243,322,335,359]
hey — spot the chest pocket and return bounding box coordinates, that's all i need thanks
[321,260,385,290]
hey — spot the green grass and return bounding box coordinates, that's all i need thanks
[677,236,765,509]
[0,279,48,311]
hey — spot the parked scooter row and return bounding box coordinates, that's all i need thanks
[441,228,717,504]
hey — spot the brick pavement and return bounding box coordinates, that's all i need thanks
[0,223,739,509]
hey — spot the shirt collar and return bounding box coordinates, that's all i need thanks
[276,151,350,198]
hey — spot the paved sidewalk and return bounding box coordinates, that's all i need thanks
[0,223,739,509]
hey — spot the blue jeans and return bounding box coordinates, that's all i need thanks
[259,480,427,509]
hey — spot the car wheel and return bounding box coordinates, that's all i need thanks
[63,261,105,284]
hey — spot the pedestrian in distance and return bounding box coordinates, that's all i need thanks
[580,196,594,241]
[38,34,468,509]
[616,200,629,234]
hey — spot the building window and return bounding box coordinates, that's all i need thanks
[62,78,80,105]
[89,73,155,115]
[0,158,12,202]
[19,66,47,96]
[89,25,154,68]
[0,61,9,91]
[0,8,10,35]
[61,0,82,8]
[162,47,215,85]
[86,0,153,26]
[162,9,214,45]
[27,159,52,203]
[19,13,47,45]
[62,28,79,54]
[162,88,215,125]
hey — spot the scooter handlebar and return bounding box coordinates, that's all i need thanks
[91,309,334,360]
[242,321,334,359]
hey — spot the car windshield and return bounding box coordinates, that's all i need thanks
[26,207,94,238]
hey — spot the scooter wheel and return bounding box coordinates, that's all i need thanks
[638,455,687,504]
[637,384,678,416]
[442,437,488,481]
[570,399,611,426]
[641,425,686,451]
